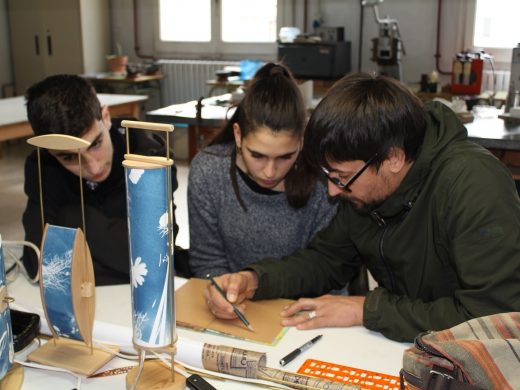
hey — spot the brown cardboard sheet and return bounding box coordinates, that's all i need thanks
[175,278,294,345]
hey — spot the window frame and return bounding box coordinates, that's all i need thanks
[463,0,516,68]
[153,0,292,60]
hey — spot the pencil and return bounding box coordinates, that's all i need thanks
[207,275,255,332]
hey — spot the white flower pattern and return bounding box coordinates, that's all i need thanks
[42,250,72,294]
[129,169,145,184]
[132,257,148,288]
[133,311,148,341]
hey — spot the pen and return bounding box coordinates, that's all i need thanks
[207,275,255,332]
[279,334,323,366]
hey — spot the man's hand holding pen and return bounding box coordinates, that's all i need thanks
[204,271,258,320]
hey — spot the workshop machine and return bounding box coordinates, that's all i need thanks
[362,0,405,81]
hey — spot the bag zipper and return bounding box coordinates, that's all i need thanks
[372,201,415,293]
[414,333,464,382]
[372,211,397,292]
[414,332,446,358]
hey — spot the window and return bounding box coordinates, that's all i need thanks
[159,0,211,42]
[156,0,286,59]
[221,0,277,43]
[467,0,520,65]
[473,0,520,48]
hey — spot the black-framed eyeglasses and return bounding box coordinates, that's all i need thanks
[321,154,378,192]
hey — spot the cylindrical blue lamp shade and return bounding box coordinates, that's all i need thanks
[40,225,84,340]
[125,164,175,349]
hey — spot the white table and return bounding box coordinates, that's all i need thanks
[0,94,148,143]
[8,276,408,389]
[146,94,236,161]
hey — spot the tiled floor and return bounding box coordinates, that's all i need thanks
[0,140,190,250]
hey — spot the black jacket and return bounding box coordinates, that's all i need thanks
[22,119,178,285]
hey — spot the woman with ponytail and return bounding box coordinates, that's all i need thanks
[187,62,337,278]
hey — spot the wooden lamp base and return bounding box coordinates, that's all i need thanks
[0,363,23,390]
[126,360,186,390]
[28,338,117,376]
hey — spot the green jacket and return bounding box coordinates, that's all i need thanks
[248,102,520,342]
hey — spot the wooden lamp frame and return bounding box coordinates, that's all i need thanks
[25,134,116,376]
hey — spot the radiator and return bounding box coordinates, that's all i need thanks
[481,69,511,93]
[158,59,241,105]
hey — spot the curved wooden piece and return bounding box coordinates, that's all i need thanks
[71,228,95,346]
[27,134,91,150]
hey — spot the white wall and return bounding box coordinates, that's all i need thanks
[0,0,500,90]
[109,0,473,85]
[108,0,157,63]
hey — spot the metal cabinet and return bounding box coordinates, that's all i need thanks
[7,0,110,94]
[278,42,351,79]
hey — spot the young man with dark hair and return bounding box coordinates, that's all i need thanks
[206,72,520,342]
[22,74,179,285]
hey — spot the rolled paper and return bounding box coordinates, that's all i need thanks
[0,236,13,380]
[40,225,82,340]
[173,338,201,367]
[125,164,174,349]
[202,343,266,378]
[200,343,359,390]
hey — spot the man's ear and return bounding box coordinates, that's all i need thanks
[101,105,111,125]
[386,147,407,173]
[233,123,242,148]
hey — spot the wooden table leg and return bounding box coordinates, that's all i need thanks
[188,125,222,162]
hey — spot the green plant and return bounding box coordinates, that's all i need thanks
[107,43,124,60]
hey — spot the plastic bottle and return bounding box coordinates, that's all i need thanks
[463,61,471,85]
[453,61,462,85]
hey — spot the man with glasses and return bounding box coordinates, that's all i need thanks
[205,72,520,342]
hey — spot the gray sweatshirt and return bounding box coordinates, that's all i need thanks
[187,143,338,277]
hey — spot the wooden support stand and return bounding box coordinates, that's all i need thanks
[0,363,23,390]
[125,360,186,390]
[28,338,117,376]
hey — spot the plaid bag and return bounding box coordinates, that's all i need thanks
[400,312,520,390]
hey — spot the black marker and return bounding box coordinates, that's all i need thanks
[207,275,254,332]
[186,373,217,390]
[279,335,323,366]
